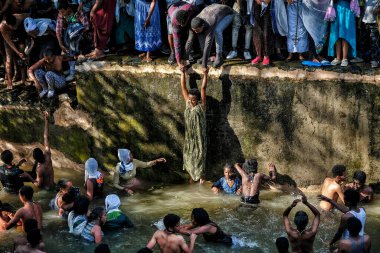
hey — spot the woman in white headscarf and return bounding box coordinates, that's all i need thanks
[84,158,104,201]
[104,194,134,230]
[113,149,166,194]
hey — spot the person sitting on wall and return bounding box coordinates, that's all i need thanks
[28,49,72,98]
[234,160,277,205]
[113,148,166,195]
[345,170,374,203]
[84,158,104,201]
[0,150,36,193]
[211,163,241,195]
[319,165,347,211]
[146,213,197,253]
[283,195,320,253]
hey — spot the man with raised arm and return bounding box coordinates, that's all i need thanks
[283,196,320,253]
[320,165,347,211]
[146,213,197,253]
[234,160,277,204]
[32,111,54,190]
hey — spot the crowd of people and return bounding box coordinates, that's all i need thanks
[0,110,376,253]
[1,0,380,97]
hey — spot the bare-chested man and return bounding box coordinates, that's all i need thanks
[320,165,347,211]
[28,49,69,98]
[283,196,320,253]
[146,213,197,253]
[345,170,374,203]
[3,186,43,231]
[234,160,277,204]
[31,111,54,190]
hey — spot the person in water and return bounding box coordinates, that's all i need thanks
[32,111,55,190]
[81,207,106,244]
[234,160,277,204]
[211,163,241,195]
[13,219,45,252]
[177,207,232,245]
[3,186,43,231]
[68,195,90,235]
[0,149,36,193]
[50,179,80,217]
[276,237,289,253]
[320,164,347,211]
[320,189,366,247]
[113,148,166,195]
[95,243,111,253]
[283,195,320,253]
[337,217,371,253]
[180,68,208,183]
[84,158,104,201]
[0,201,17,231]
[146,213,197,253]
[345,170,374,203]
[104,194,134,230]
[14,227,46,253]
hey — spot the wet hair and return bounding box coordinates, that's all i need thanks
[88,207,104,222]
[332,165,346,177]
[27,228,42,248]
[294,211,308,232]
[191,208,210,226]
[275,237,289,253]
[224,163,233,171]
[347,217,362,237]
[344,189,360,207]
[163,213,180,231]
[56,179,71,191]
[243,159,258,174]
[0,201,15,213]
[5,14,17,26]
[175,10,189,26]
[33,148,45,164]
[1,150,13,165]
[353,170,366,185]
[188,88,200,101]
[62,187,78,204]
[137,247,153,253]
[24,219,38,233]
[95,243,111,253]
[44,48,54,58]
[191,17,204,29]
[19,186,34,201]
[73,195,90,215]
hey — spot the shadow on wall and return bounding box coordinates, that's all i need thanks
[189,73,245,180]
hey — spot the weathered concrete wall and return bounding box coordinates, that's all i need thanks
[1,61,379,186]
[73,62,380,185]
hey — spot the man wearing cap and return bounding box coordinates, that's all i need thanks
[234,160,277,204]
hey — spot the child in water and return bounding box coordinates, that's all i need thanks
[211,164,241,195]
[0,201,16,231]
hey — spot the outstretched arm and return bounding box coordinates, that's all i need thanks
[201,68,208,111]
[180,70,189,101]
[302,196,320,234]
[318,195,349,213]
[43,111,50,152]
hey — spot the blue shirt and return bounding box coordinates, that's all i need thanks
[212,177,241,194]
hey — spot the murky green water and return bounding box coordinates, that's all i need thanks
[1,167,379,253]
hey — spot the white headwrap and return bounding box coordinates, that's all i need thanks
[118,149,133,175]
[105,194,121,214]
[85,158,101,181]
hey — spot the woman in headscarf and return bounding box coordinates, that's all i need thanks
[113,149,166,194]
[103,194,134,230]
[84,158,104,201]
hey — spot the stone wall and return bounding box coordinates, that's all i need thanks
[73,62,380,185]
